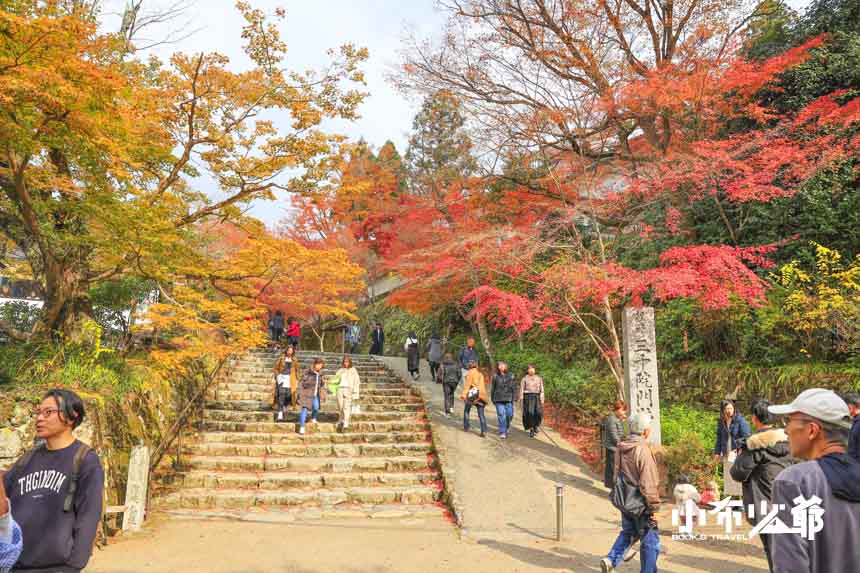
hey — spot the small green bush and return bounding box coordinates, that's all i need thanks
[663,432,721,490]
[662,403,717,449]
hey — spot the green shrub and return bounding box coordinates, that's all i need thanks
[661,403,717,449]
[663,432,721,491]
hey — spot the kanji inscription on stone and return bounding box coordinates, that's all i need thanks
[622,306,661,445]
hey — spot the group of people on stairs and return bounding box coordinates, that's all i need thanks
[272,349,361,434]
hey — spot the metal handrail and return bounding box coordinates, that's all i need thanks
[148,357,229,472]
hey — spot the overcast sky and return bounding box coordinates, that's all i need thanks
[102,0,812,226]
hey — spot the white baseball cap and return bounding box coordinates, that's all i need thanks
[769,388,851,428]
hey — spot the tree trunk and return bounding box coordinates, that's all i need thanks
[35,258,91,340]
[474,315,495,371]
[602,298,625,401]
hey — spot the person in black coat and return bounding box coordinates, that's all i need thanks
[844,392,860,461]
[730,399,794,573]
[369,323,385,355]
[601,400,627,488]
[491,362,517,439]
[714,399,752,456]
[440,354,461,416]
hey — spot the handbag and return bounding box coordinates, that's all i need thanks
[610,473,648,518]
[326,373,342,395]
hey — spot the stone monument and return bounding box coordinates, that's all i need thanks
[122,444,150,532]
[622,306,661,446]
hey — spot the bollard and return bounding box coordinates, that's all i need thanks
[556,483,564,541]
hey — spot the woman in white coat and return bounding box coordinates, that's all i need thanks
[335,356,361,432]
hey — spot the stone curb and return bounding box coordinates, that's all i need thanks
[375,358,465,529]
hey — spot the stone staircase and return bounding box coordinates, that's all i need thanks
[152,349,442,519]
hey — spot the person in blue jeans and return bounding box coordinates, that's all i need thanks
[460,361,488,437]
[601,413,661,573]
[491,361,516,439]
[297,358,327,435]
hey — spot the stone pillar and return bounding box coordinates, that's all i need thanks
[122,445,150,532]
[622,306,661,446]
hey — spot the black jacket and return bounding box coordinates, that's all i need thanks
[848,414,860,462]
[730,427,793,525]
[491,371,516,403]
[441,359,461,386]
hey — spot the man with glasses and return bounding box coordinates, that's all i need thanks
[768,389,860,573]
[2,389,104,573]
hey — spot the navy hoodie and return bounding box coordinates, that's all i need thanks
[4,440,104,573]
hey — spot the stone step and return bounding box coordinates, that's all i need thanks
[152,485,441,511]
[203,408,423,423]
[156,504,444,522]
[171,469,440,490]
[184,441,432,458]
[204,399,424,413]
[182,454,435,473]
[219,381,411,394]
[201,419,431,434]
[213,389,418,402]
[199,430,431,445]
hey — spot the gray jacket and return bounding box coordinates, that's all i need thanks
[771,459,860,573]
[602,414,624,451]
[427,338,444,363]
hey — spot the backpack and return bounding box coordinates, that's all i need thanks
[609,472,648,518]
[9,442,92,513]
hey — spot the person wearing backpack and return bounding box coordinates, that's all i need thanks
[4,389,104,573]
[439,353,461,416]
[601,413,661,573]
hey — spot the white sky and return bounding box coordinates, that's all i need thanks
[101,0,812,227]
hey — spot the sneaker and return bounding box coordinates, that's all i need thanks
[311,418,318,425]
[623,541,639,562]
[600,557,614,573]
[480,432,486,438]
[299,426,305,435]
[276,411,284,422]
[500,434,507,440]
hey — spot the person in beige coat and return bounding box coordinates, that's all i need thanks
[272,345,300,420]
[335,356,360,432]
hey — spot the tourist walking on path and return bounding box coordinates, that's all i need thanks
[273,345,300,419]
[458,337,479,381]
[0,473,22,573]
[601,401,627,489]
[426,334,444,382]
[491,361,516,439]
[370,323,385,355]
[714,399,751,496]
[520,365,544,438]
[334,356,360,432]
[286,317,301,349]
[440,353,461,416]
[4,389,104,573]
[729,398,793,572]
[271,310,285,342]
[461,361,488,437]
[601,413,661,573]
[844,392,860,461]
[345,322,361,354]
[298,358,327,435]
[405,332,420,380]
[768,389,860,573]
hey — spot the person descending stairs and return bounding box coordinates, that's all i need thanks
[151,350,442,519]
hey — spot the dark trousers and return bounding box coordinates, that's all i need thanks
[604,448,616,489]
[761,533,774,572]
[522,393,543,431]
[464,401,487,433]
[276,384,291,409]
[429,361,440,381]
[443,383,456,412]
[287,335,299,349]
[273,328,283,341]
